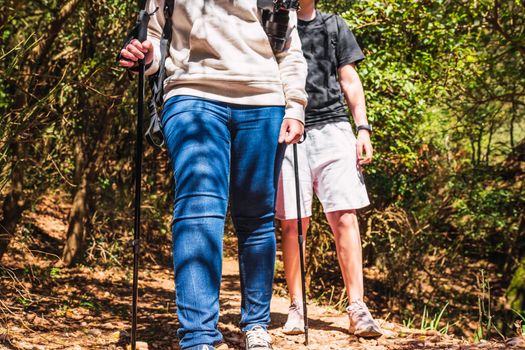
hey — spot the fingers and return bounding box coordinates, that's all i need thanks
[120,48,139,62]
[278,122,288,143]
[119,59,136,68]
[357,140,373,165]
[142,40,153,53]
[288,121,304,144]
[118,39,154,68]
[363,142,373,164]
[356,141,364,164]
[142,40,154,65]
[127,41,145,60]
[279,119,304,144]
[285,128,302,144]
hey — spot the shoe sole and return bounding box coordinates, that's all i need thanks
[353,328,383,338]
[282,327,305,335]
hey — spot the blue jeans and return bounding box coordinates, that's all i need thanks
[161,95,286,350]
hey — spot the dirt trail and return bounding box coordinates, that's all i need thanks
[0,199,522,350]
[3,254,520,350]
[219,259,516,350]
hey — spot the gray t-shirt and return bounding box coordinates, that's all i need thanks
[297,11,365,126]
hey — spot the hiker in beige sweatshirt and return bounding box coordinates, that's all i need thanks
[119,1,307,350]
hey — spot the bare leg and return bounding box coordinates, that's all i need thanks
[280,217,310,302]
[325,210,364,302]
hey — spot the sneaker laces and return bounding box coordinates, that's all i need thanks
[289,299,303,315]
[347,299,368,316]
[347,299,381,333]
[246,326,272,347]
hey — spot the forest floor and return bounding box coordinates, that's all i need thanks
[1,196,524,350]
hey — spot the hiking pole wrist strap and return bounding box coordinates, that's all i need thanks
[145,0,174,148]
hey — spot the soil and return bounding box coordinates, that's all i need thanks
[1,197,524,350]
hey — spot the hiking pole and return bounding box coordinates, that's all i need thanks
[292,143,308,346]
[130,7,150,350]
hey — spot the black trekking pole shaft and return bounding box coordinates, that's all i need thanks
[131,9,149,350]
[131,58,144,350]
[292,143,308,346]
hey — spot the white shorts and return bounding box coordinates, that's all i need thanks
[276,121,370,220]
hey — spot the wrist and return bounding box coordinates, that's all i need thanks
[358,129,370,138]
[356,124,372,135]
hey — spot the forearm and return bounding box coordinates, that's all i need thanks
[274,11,308,124]
[339,65,368,127]
[144,0,163,76]
[342,81,367,126]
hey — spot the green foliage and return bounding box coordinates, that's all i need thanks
[403,302,450,334]
[307,0,525,337]
[0,0,523,339]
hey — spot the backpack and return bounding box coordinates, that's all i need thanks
[320,12,341,77]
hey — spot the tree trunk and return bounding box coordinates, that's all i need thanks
[0,144,26,262]
[32,0,83,69]
[507,257,525,313]
[61,168,90,266]
[506,217,525,313]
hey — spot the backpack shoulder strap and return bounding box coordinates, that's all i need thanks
[320,12,340,74]
[146,0,175,149]
[152,0,175,104]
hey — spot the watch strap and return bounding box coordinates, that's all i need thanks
[357,124,372,134]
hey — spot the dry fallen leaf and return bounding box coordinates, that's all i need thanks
[506,336,525,348]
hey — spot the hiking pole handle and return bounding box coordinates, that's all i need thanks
[137,10,150,42]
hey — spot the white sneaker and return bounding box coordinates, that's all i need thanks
[282,298,305,335]
[245,325,273,350]
[347,299,382,338]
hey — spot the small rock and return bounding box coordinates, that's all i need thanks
[101,322,118,329]
[428,335,442,343]
[136,341,149,350]
[425,330,440,336]
[381,329,398,339]
[87,328,102,336]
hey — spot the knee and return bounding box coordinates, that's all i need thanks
[173,193,228,221]
[233,215,275,236]
[280,220,298,237]
[332,210,358,229]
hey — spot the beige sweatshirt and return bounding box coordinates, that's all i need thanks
[145,0,308,123]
